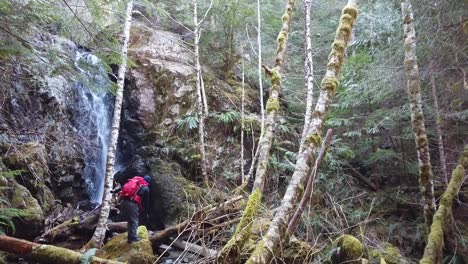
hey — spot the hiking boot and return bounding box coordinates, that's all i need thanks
[128,238,141,243]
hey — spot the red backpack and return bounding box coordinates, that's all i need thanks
[120,176,148,209]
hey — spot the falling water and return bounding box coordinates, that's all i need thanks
[72,51,113,204]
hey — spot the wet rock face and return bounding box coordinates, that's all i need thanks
[0,31,94,209]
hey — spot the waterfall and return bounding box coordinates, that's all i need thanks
[72,51,113,204]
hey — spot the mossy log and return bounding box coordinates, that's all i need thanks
[0,235,123,264]
[244,1,358,264]
[216,1,297,263]
[420,146,468,264]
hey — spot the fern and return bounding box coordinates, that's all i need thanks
[177,114,199,132]
[0,208,32,235]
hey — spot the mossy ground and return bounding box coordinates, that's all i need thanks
[96,226,156,264]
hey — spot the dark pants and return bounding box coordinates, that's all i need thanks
[121,199,140,242]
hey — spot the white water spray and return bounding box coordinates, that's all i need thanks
[73,51,112,204]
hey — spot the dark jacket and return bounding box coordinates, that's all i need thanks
[136,185,150,212]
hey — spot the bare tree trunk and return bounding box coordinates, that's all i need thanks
[245,2,358,263]
[216,1,296,262]
[288,129,332,234]
[401,0,436,233]
[193,0,209,185]
[245,0,266,182]
[420,146,468,264]
[298,0,315,154]
[431,75,448,185]
[86,0,133,249]
[0,235,123,264]
[241,54,247,184]
[257,0,265,137]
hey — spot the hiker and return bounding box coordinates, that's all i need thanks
[120,175,151,243]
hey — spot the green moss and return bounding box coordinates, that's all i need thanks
[331,40,345,53]
[421,146,467,264]
[281,13,290,23]
[277,31,288,46]
[96,226,156,264]
[32,245,82,263]
[321,76,339,92]
[218,189,262,262]
[270,67,281,86]
[343,5,358,19]
[305,133,322,146]
[266,97,280,113]
[369,243,405,264]
[332,235,365,263]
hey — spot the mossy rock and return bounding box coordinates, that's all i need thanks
[329,235,366,264]
[369,243,407,264]
[0,177,44,238]
[96,226,156,264]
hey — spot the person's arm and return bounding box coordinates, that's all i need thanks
[139,186,150,212]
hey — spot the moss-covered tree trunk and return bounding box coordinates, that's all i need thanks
[420,146,468,264]
[245,1,358,263]
[215,1,296,263]
[401,0,436,233]
[298,0,315,154]
[87,0,133,249]
[0,235,123,264]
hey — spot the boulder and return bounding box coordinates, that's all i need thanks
[0,176,44,238]
[96,226,157,264]
[369,243,408,264]
[329,235,367,264]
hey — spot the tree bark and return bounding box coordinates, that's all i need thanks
[193,0,209,186]
[288,129,332,234]
[245,2,358,263]
[241,55,247,184]
[0,235,123,264]
[87,0,133,249]
[216,1,296,263]
[431,75,448,185]
[257,0,265,136]
[298,0,315,154]
[401,0,436,234]
[245,0,266,182]
[420,146,468,264]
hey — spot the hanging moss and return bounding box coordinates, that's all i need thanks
[343,5,358,19]
[270,67,281,87]
[321,76,339,92]
[217,189,262,263]
[266,97,280,113]
[305,133,322,146]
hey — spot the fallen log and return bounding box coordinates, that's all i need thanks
[171,240,217,258]
[149,195,243,245]
[345,165,378,191]
[0,235,123,264]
